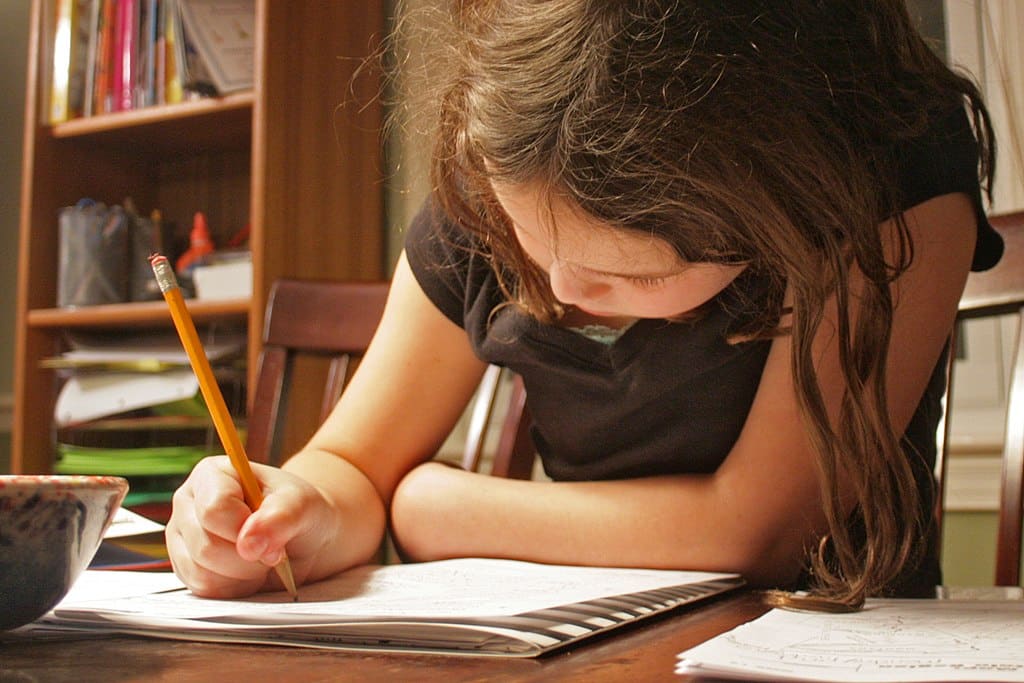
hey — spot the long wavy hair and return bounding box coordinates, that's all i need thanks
[412,0,994,608]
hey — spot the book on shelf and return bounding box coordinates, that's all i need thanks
[161,0,183,103]
[80,0,102,117]
[45,0,255,123]
[91,0,116,114]
[36,558,743,657]
[48,0,92,123]
[111,0,137,112]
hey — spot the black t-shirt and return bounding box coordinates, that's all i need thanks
[404,106,1002,596]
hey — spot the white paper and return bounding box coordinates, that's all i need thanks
[61,571,186,605]
[56,559,736,621]
[677,599,1024,682]
[104,507,166,539]
[54,369,200,426]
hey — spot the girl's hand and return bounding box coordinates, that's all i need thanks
[165,456,341,598]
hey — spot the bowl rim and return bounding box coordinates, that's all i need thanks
[0,474,129,491]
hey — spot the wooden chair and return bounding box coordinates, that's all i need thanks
[245,279,535,479]
[937,211,1024,586]
[458,365,534,479]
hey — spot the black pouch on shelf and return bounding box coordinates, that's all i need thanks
[128,208,163,302]
[57,199,131,307]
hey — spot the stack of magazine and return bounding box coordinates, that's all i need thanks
[48,328,246,522]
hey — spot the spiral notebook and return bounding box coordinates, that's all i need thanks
[41,558,742,657]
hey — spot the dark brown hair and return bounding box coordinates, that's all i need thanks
[414,0,994,608]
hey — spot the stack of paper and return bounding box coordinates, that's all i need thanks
[31,559,743,657]
[676,599,1024,682]
[50,329,246,516]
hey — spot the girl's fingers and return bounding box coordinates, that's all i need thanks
[235,467,326,564]
[165,525,266,599]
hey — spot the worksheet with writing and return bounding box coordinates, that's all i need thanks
[59,558,737,621]
[677,599,1024,682]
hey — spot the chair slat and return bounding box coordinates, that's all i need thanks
[247,279,536,477]
[995,308,1024,585]
[941,211,1024,587]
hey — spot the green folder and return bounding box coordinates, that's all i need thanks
[55,443,211,477]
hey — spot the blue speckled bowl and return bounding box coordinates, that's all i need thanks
[0,475,128,630]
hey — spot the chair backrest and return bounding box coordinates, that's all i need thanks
[458,365,534,479]
[246,279,535,480]
[937,211,1024,586]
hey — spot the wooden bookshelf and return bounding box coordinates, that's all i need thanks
[13,0,386,474]
[26,298,250,328]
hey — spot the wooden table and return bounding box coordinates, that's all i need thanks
[0,591,768,682]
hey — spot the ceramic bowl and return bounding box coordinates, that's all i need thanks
[0,474,128,630]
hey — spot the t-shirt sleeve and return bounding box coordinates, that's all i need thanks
[403,197,504,332]
[403,199,470,327]
[897,106,1003,271]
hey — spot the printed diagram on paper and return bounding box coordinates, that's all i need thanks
[677,599,1024,682]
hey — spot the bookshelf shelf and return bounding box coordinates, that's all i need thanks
[49,93,254,153]
[27,299,250,329]
[50,92,254,138]
[13,0,387,474]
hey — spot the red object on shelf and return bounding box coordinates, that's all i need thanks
[175,212,215,274]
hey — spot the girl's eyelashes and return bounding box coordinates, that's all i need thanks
[625,275,668,289]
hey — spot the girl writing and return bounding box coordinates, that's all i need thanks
[167,0,1002,609]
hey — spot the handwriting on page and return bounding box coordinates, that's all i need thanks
[677,599,1024,682]
[60,558,735,622]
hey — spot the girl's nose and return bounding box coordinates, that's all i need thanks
[548,261,610,306]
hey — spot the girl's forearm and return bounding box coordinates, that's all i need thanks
[389,461,815,587]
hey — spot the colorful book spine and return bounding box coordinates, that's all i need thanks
[81,0,101,117]
[154,0,166,105]
[135,0,157,108]
[163,0,183,104]
[92,0,116,115]
[49,0,75,123]
[113,0,137,112]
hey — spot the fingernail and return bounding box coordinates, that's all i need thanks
[244,536,268,558]
[261,548,283,566]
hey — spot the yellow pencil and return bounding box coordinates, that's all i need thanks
[150,253,298,600]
